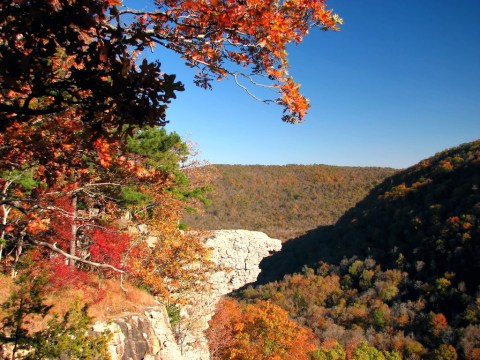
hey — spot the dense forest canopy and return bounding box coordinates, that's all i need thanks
[185,164,396,240]
[332,140,480,290]
[230,140,480,359]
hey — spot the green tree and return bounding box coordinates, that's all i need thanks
[127,127,189,173]
[126,126,211,208]
[32,302,111,360]
[0,272,51,359]
[432,344,457,360]
[351,342,400,360]
[0,269,110,359]
[309,341,346,360]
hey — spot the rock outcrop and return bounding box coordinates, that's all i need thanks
[181,230,282,360]
[205,230,282,295]
[93,306,183,360]
[96,230,282,360]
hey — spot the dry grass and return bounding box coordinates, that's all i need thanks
[1,275,159,333]
[86,279,159,320]
[43,278,159,322]
[0,273,14,320]
[0,273,14,303]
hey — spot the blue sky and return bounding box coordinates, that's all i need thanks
[153,0,480,169]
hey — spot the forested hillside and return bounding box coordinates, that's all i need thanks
[332,141,480,272]
[184,165,396,240]
[225,140,480,359]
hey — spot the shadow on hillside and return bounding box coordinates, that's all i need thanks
[252,225,339,285]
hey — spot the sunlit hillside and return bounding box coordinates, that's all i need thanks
[235,140,480,359]
[185,164,397,240]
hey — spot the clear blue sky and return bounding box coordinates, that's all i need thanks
[152,0,480,169]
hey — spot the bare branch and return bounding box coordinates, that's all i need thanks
[233,73,275,104]
[118,8,169,17]
[244,74,278,89]
[82,182,124,188]
[120,273,128,293]
[0,200,29,214]
[28,239,126,274]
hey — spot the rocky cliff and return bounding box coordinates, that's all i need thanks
[95,230,282,360]
[205,230,282,295]
[93,306,182,360]
[181,230,282,359]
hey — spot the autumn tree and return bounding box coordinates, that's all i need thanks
[0,0,341,128]
[309,340,346,360]
[350,342,401,360]
[207,298,317,360]
[432,344,458,360]
[205,298,241,359]
[0,0,341,279]
[1,123,215,301]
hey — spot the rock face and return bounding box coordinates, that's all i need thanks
[97,230,282,360]
[205,230,282,296]
[93,306,183,360]
[181,230,282,360]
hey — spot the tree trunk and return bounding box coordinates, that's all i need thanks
[1,179,13,264]
[69,193,77,268]
[1,205,11,262]
[10,235,23,278]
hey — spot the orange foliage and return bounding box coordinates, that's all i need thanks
[1,0,342,313]
[1,0,341,128]
[467,348,480,360]
[206,298,242,359]
[430,312,448,336]
[207,298,317,360]
[125,191,213,299]
[1,0,342,285]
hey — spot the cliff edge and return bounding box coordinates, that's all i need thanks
[95,230,282,360]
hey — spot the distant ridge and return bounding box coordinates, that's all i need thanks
[184,164,397,240]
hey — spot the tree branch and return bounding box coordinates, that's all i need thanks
[233,73,275,104]
[28,239,125,274]
[0,103,66,117]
